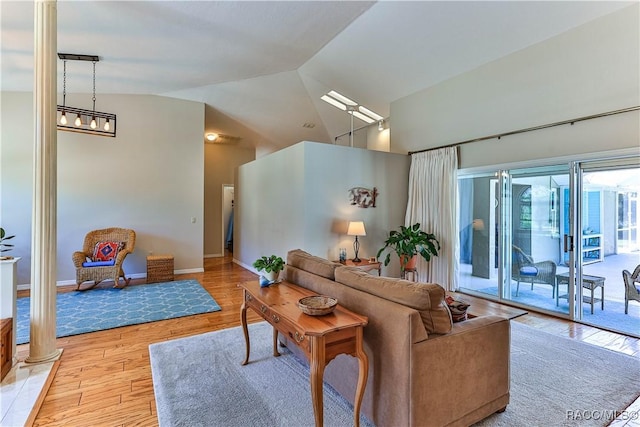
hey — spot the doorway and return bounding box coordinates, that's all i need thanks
[222,185,234,255]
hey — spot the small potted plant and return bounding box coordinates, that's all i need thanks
[0,227,15,260]
[376,223,440,274]
[252,255,285,287]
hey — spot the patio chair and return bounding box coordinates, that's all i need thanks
[72,227,136,291]
[512,245,557,298]
[622,265,640,315]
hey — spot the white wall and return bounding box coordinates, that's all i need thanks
[236,141,411,277]
[391,5,640,167]
[1,92,205,285]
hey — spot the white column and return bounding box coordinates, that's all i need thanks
[26,0,61,364]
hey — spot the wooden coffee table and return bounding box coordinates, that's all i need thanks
[239,280,369,427]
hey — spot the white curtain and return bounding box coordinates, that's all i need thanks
[405,147,459,291]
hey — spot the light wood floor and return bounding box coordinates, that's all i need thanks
[17,255,640,426]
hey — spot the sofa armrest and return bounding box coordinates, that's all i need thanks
[410,316,510,426]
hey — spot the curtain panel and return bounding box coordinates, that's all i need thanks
[405,147,459,291]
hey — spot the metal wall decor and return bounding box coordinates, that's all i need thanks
[348,187,378,208]
[57,53,117,137]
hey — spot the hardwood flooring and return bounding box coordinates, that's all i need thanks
[17,255,640,426]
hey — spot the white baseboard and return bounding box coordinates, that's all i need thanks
[204,253,224,258]
[16,269,204,291]
[175,268,204,274]
[234,259,258,276]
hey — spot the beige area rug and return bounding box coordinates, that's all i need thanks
[150,321,640,427]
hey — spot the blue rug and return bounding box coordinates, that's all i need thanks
[17,280,221,344]
[477,286,639,337]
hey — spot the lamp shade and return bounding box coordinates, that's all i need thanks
[347,221,366,236]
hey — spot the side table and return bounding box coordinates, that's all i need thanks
[239,280,369,427]
[555,272,605,314]
[335,259,381,276]
[147,254,174,283]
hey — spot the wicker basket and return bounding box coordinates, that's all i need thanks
[147,255,174,283]
[298,295,337,316]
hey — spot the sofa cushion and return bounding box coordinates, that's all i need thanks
[335,267,452,335]
[286,249,341,280]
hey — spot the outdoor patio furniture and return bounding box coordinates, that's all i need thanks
[622,265,640,315]
[556,272,605,315]
[512,245,557,298]
[72,227,136,291]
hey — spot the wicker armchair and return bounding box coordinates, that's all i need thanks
[622,265,640,315]
[72,227,136,291]
[512,245,557,297]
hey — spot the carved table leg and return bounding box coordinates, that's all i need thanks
[272,327,280,357]
[240,292,250,366]
[353,326,368,427]
[309,335,326,427]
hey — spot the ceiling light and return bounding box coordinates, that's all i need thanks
[358,106,383,122]
[327,90,357,107]
[57,53,117,137]
[321,95,346,111]
[206,133,218,142]
[321,90,384,147]
[350,110,375,124]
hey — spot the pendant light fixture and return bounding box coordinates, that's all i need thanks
[57,53,117,137]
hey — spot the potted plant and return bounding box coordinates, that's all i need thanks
[376,223,440,273]
[0,227,15,260]
[252,255,285,286]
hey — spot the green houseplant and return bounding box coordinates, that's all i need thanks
[252,255,285,286]
[0,227,15,259]
[376,223,440,273]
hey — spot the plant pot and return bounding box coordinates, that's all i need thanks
[261,270,279,283]
[400,255,417,271]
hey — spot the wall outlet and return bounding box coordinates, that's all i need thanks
[191,217,196,223]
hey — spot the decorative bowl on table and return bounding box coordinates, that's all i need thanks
[298,295,338,316]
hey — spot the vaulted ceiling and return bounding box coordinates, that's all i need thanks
[1,1,633,153]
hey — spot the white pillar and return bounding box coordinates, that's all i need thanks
[26,0,61,364]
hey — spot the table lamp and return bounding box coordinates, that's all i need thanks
[347,221,366,262]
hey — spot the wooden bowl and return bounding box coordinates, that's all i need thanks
[298,295,338,316]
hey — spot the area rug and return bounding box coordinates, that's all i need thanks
[149,322,374,427]
[150,321,640,427]
[478,286,640,337]
[17,279,221,344]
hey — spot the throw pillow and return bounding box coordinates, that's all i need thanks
[445,295,470,322]
[92,241,124,262]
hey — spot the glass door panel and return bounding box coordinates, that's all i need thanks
[457,174,500,296]
[504,166,568,315]
[574,165,640,337]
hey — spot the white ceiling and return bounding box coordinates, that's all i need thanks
[1,1,633,152]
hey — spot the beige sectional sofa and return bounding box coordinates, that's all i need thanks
[283,249,510,427]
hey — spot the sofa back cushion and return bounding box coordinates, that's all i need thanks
[286,249,341,280]
[335,267,452,335]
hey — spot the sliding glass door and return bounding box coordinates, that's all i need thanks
[571,162,640,335]
[458,158,640,336]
